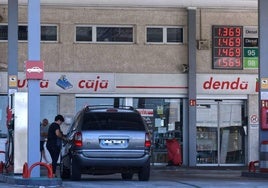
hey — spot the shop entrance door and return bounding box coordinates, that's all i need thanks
[196,100,246,166]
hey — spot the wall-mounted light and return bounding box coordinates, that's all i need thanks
[180,64,189,73]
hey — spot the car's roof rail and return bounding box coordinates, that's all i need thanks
[84,105,135,111]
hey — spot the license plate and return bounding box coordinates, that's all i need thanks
[102,139,125,145]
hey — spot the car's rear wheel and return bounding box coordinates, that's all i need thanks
[138,160,150,181]
[121,173,133,180]
[70,158,81,181]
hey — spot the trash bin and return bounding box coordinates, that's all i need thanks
[166,138,182,166]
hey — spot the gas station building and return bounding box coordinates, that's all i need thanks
[0,0,261,170]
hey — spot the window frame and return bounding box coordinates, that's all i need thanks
[146,26,184,44]
[75,25,134,44]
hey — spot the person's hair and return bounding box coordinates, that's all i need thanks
[42,118,48,125]
[54,114,64,122]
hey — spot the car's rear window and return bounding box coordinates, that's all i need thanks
[82,112,145,131]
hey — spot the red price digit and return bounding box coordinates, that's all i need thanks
[229,28,234,37]
[229,48,234,57]
[216,58,229,67]
[235,48,241,57]
[235,58,241,67]
[235,38,241,47]
[235,28,241,37]
[229,58,235,66]
[223,28,228,37]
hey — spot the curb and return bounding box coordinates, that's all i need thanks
[0,174,62,186]
[241,171,268,178]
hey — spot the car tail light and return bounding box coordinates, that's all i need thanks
[145,133,151,148]
[74,132,83,147]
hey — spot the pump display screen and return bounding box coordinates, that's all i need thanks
[212,26,243,69]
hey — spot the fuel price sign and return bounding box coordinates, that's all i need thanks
[212,26,243,69]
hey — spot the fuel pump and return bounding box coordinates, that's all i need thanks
[5,92,28,174]
[261,100,268,130]
[5,105,14,172]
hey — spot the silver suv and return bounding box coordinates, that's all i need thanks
[60,106,151,181]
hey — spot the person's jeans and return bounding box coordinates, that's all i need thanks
[47,146,61,174]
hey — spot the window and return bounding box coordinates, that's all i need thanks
[97,27,133,42]
[146,26,183,44]
[76,26,92,42]
[18,25,28,41]
[147,28,163,42]
[41,25,57,41]
[167,28,183,43]
[82,112,145,131]
[75,25,134,43]
[0,24,58,42]
[0,25,7,40]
